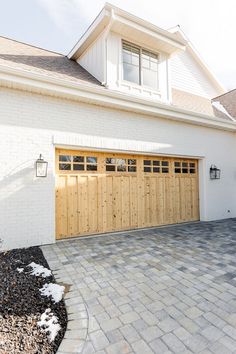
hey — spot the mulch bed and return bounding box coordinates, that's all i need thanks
[0,247,67,354]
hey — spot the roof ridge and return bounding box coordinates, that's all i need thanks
[0,35,64,56]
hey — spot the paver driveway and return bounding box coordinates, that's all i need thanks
[42,219,236,354]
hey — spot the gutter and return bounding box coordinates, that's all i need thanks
[0,63,236,132]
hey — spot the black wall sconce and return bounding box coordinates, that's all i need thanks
[36,154,48,177]
[210,165,221,180]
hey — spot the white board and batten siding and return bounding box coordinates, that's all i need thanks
[77,32,106,83]
[170,48,219,99]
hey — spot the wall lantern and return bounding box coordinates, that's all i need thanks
[210,165,221,180]
[36,154,48,177]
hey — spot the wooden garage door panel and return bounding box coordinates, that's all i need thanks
[56,150,199,239]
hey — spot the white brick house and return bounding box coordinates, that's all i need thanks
[0,3,236,250]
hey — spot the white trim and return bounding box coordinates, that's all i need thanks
[68,3,186,59]
[0,63,236,132]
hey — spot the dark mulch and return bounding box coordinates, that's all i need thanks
[0,247,67,354]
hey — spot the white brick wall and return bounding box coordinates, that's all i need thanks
[1,87,236,250]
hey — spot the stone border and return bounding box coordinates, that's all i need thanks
[41,246,89,354]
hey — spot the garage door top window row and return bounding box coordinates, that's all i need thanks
[58,154,196,174]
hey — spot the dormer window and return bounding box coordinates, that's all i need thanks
[122,41,159,90]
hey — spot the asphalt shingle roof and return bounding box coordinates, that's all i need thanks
[0,36,101,87]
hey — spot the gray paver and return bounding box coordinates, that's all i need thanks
[41,219,236,354]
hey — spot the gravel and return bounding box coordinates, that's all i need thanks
[0,246,67,354]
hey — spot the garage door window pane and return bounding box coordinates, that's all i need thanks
[59,163,71,170]
[128,166,136,172]
[87,157,97,164]
[144,160,151,165]
[144,166,151,172]
[59,155,71,162]
[73,164,84,171]
[153,167,160,173]
[117,165,126,172]
[162,168,169,173]
[128,159,136,165]
[106,165,116,171]
[153,160,160,166]
[162,161,169,166]
[87,165,97,171]
[73,156,84,162]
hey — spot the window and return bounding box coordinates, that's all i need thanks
[143,160,169,173]
[122,41,159,90]
[106,158,136,172]
[59,155,97,171]
[174,161,196,174]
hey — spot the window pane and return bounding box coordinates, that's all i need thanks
[190,169,196,174]
[106,165,115,171]
[142,68,158,89]
[59,155,71,162]
[117,165,126,172]
[87,165,97,171]
[106,158,116,164]
[86,157,97,164]
[175,162,181,167]
[162,168,169,173]
[123,50,131,64]
[182,162,188,167]
[59,163,71,170]
[182,168,188,173]
[144,160,151,165]
[123,63,139,85]
[162,161,169,166]
[190,162,195,168]
[73,156,84,162]
[128,159,136,165]
[73,164,84,171]
[175,168,181,173]
[144,166,151,172]
[128,166,136,172]
[153,167,160,173]
[153,160,160,166]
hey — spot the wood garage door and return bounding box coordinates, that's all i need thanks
[56,149,199,239]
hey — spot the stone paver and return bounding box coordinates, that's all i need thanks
[42,219,236,353]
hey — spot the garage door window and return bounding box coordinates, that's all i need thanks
[144,160,169,173]
[106,158,136,172]
[174,161,196,174]
[59,155,97,171]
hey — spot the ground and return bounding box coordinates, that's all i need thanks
[42,219,236,354]
[0,247,67,354]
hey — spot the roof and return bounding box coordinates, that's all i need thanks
[0,36,101,87]
[212,89,236,121]
[68,2,186,60]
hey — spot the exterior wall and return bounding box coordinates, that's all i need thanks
[170,48,219,98]
[106,32,170,102]
[77,33,105,83]
[1,87,236,250]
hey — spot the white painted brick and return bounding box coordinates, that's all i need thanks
[0,87,236,250]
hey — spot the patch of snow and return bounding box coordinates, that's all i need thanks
[40,283,65,303]
[212,101,235,121]
[17,267,24,273]
[28,262,52,277]
[38,308,61,342]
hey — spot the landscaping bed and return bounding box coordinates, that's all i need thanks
[0,246,67,354]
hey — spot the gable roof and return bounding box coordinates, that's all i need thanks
[0,36,101,87]
[169,26,225,96]
[68,2,186,60]
[212,89,236,121]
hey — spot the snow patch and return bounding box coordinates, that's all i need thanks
[40,283,65,303]
[17,267,24,273]
[212,101,234,121]
[38,308,61,342]
[28,262,52,277]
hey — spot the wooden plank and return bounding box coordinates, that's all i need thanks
[55,149,200,239]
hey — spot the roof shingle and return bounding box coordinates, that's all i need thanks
[0,36,101,87]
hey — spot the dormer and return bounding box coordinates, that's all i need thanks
[68,3,186,103]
